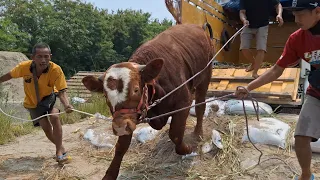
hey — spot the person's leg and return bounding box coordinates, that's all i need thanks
[294,95,320,180]
[28,108,56,144]
[254,25,269,78]
[295,136,312,180]
[48,107,64,157]
[38,117,55,144]
[240,27,255,72]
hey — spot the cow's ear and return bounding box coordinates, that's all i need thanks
[140,58,164,83]
[82,75,104,93]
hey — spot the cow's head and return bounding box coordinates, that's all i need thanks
[82,58,164,136]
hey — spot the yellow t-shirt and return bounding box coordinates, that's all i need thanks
[10,60,67,108]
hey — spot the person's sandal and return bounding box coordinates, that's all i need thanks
[56,152,71,164]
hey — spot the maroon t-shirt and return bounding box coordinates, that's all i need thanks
[276,29,320,99]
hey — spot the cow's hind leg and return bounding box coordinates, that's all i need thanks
[169,109,192,155]
[194,68,212,137]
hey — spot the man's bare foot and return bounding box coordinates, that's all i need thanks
[245,64,254,72]
[252,74,259,79]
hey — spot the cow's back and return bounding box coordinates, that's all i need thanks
[129,24,214,92]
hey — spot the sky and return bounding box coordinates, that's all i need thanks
[83,0,175,21]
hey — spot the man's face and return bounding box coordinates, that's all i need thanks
[293,8,320,30]
[32,48,51,71]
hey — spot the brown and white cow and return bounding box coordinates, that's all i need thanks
[82,23,214,180]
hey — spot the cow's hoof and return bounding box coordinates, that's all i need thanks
[175,144,192,155]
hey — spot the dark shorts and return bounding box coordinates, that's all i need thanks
[26,94,57,127]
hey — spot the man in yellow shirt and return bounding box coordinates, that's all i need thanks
[0,42,73,164]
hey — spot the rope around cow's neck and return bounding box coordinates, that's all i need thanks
[147,24,248,110]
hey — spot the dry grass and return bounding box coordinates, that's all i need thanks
[41,163,84,180]
[13,109,299,179]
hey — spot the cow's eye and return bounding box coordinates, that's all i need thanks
[134,87,139,94]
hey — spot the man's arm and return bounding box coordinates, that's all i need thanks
[0,73,13,83]
[247,64,284,91]
[239,0,249,25]
[239,10,247,23]
[274,1,284,26]
[58,90,73,113]
[275,2,283,16]
[58,90,70,107]
[53,67,73,113]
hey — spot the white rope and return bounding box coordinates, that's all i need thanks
[0,107,107,122]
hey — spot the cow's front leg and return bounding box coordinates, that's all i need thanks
[103,134,132,180]
[169,109,192,155]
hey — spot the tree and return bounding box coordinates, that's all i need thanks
[0,0,173,77]
[0,18,30,52]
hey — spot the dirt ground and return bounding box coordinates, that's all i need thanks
[1,112,320,180]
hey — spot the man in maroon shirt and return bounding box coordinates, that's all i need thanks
[235,0,320,179]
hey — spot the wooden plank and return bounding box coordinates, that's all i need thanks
[71,72,104,76]
[68,87,88,91]
[211,76,295,82]
[216,80,229,90]
[67,79,84,83]
[233,69,254,77]
[207,89,292,99]
[292,68,301,101]
[67,82,85,86]
[281,82,293,94]
[202,0,225,13]
[208,82,219,89]
[189,0,225,20]
[224,82,243,91]
[269,81,283,93]
[256,82,272,92]
[68,89,91,94]
[212,69,220,76]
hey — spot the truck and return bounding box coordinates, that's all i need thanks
[165,0,310,107]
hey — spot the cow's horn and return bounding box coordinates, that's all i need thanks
[137,65,146,71]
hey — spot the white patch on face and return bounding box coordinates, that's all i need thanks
[103,67,131,111]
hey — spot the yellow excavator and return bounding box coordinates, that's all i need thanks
[165,0,309,107]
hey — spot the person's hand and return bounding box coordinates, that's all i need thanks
[242,19,249,26]
[235,86,250,99]
[64,104,74,113]
[276,15,284,26]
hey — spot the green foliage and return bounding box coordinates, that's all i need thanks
[0,18,30,52]
[0,0,173,77]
